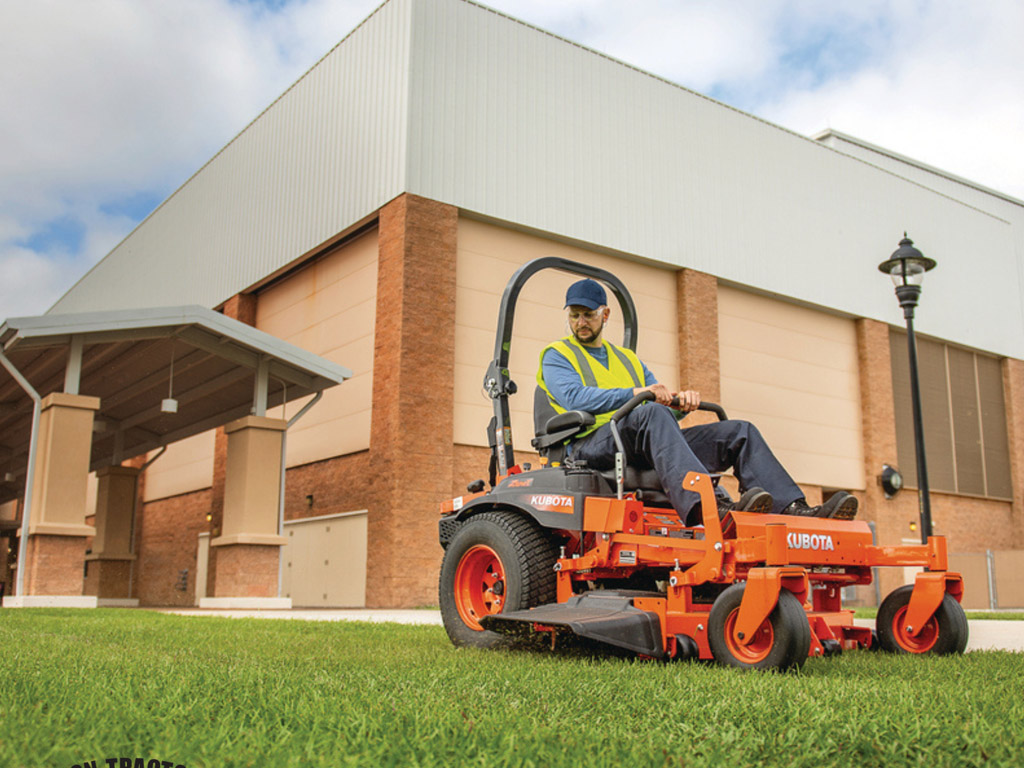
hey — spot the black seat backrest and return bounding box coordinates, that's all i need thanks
[533,385,558,437]
[531,386,595,463]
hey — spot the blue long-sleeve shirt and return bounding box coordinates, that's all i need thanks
[542,344,657,414]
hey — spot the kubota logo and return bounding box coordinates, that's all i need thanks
[530,494,574,511]
[787,532,835,551]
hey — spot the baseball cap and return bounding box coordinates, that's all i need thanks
[564,279,607,310]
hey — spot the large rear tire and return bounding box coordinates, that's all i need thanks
[708,583,811,670]
[876,585,969,655]
[439,512,558,648]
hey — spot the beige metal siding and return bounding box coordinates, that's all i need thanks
[281,511,367,607]
[455,217,677,449]
[142,431,216,502]
[50,0,410,315]
[256,230,377,465]
[718,285,864,490]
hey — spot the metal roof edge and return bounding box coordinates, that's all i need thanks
[2,305,352,385]
[814,129,1024,210]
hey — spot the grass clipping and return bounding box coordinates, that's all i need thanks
[1,609,1022,767]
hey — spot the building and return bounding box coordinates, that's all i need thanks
[2,0,1022,609]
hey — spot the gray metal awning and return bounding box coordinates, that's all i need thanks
[0,305,352,504]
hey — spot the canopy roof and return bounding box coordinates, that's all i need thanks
[0,305,351,504]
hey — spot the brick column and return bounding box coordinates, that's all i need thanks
[204,293,258,600]
[856,319,918,601]
[5,393,99,607]
[84,465,140,604]
[367,194,458,607]
[1003,358,1024,548]
[202,415,290,608]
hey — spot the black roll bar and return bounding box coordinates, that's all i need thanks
[484,257,639,479]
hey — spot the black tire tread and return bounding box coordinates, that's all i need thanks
[438,510,558,648]
[876,584,969,655]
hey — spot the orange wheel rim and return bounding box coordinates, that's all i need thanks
[454,545,506,631]
[724,609,774,663]
[891,606,939,652]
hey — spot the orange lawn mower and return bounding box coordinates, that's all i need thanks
[437,257,968,670]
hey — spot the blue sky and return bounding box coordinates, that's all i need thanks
[2,0,1022,317]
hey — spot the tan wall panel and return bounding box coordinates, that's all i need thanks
[143,430,216,503]
[281,511,367,607]
[993,550,1024,608]
[718,285,864,490]
[455,218,678,448]
[944,553,991,610]
[257,231,377,467]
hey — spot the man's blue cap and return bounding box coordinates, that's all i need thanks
[564,279,607,310]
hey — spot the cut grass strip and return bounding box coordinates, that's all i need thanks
[1,609,1022,768]
[854,608,1024,621]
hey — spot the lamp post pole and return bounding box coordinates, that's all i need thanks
[879,236,937,545]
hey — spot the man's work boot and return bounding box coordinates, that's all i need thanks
[717,487,774,519]
[782,492,858,520]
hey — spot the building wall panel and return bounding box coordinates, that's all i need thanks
[142,431,216,503]
[256,230,377,467]
[718,285,864,490]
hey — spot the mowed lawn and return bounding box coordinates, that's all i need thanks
[1,610,1022,768]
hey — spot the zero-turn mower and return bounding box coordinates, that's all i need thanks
[438,257,968,670]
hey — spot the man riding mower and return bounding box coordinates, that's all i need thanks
[437,257,968,670]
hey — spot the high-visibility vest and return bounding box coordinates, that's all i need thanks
[536,336,645,439]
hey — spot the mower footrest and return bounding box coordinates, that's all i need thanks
[482,591,664,658]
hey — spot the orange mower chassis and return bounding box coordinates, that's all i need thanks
[467,471,965,665]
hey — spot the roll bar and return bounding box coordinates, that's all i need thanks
[484,257,639,479]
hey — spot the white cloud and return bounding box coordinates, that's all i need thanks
[0,0,380,317]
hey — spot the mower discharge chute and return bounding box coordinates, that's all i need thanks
[437,257,968,669]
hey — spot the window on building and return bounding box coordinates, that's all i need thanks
[890,330,1012,499]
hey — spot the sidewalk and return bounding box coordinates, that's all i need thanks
[160,608,1023,652]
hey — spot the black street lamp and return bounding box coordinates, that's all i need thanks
[878,235,937,544]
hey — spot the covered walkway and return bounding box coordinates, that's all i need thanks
[0,305,350,608]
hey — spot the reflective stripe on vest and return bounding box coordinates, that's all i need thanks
[536,337,645,439]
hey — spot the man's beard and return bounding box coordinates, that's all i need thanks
[572,322,603,346]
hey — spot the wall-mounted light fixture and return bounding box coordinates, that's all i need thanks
[879,464,903,499]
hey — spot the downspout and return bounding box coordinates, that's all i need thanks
[0,349,42,600]
[277,390,323,597]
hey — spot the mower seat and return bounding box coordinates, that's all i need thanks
[531,387,671,505]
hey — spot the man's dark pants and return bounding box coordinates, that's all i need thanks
[569,404,803,524]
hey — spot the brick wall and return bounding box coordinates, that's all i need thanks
[133,489,211,606]
[204,293,258,596]
[282,451,373,522]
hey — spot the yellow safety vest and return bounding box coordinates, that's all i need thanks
[536,336,645,438]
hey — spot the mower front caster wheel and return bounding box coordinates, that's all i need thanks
[438,512,557,649]
[876,585,969,655]
[708,583,811,670]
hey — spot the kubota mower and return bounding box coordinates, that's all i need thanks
[438,257,968,670]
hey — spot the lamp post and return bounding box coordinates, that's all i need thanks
[878,235,937,544]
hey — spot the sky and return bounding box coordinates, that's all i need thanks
[1,0,1022,318]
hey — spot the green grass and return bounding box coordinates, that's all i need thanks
[1,610,1022,768]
